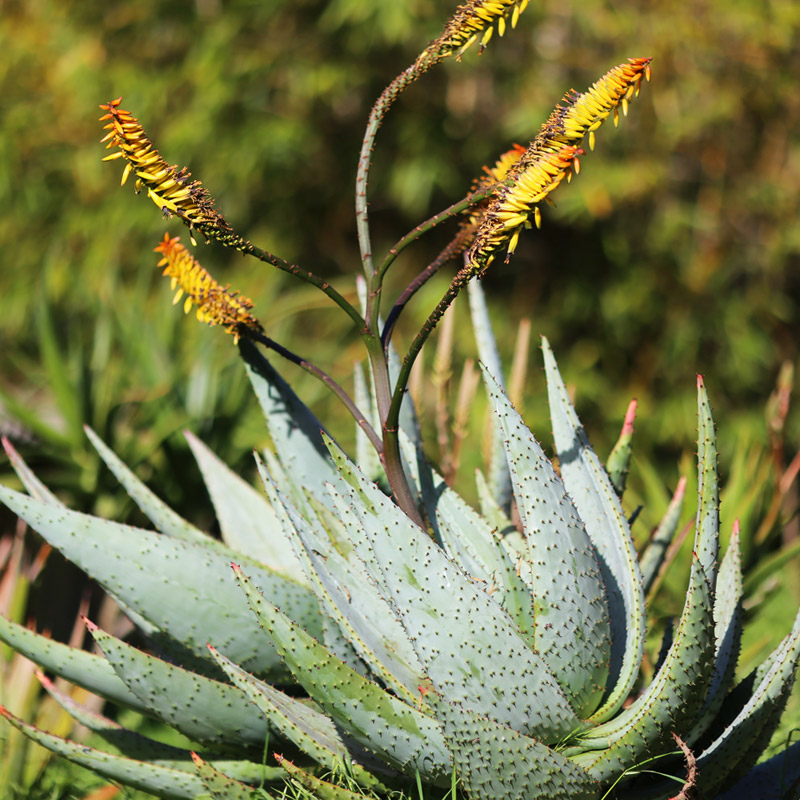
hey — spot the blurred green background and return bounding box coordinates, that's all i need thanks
[2,1,800,794]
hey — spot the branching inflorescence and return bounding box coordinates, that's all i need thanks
[97,21,650,531]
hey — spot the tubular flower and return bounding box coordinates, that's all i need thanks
[420,0,530,64]
[100,99,250,251]
[465,57,651,275]
[154,234,263,343]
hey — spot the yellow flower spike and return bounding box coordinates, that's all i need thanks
[154,233,263,342]
[99,99,251,252]
[463,56,651,275]
[421,0,531,63]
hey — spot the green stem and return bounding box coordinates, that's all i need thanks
[376,186,493,287]
[243,243,365,331]
[248,330,382,453]
[384,261,475,466]
[363,332,426,530]
[356,65,421,290]
[381,228,472,350]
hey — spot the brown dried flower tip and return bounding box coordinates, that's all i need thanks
[424,0,530,61]
[100,99,250,251]
[154,234,263,343]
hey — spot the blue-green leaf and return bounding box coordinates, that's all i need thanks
[483,366,611,716]
[85,426,210,546]
[325,440,586,743]
[639,476,686,598]
[208,645,399,790]
[239,340,336,503]
[0,486,321,681]
[185,431,306,582]
[0,707,207,800]
[232,565,453,786]
[88,622,272,749]
[468,278,512,513]
[427,692,598,800]
[542,337,645,722]
[0,614,141,711]
[575,377,719,780]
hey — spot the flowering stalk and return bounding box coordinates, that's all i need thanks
[156,236,381,451]
[465,57,652,274]
[357,0,532,298]
[386,58,652,455]
[101,99,365,331]
[100,100,250,251]
[154,234,263,344]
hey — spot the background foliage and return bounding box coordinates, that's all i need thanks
[1,0,800,793]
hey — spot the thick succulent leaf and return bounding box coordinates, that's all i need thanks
[184,431,306,582]
[399,432,535,643]
[474,468,519,539]
[325,441,586,743]
[468,278,512,513]
[605,400,636,498]
[0,614,142,711]
[688,524,743,744]
[38,674,279,784]
[715,738,800,800]
[239,340,337,504]
[232,564,454,786]
[575,378,720,779]
[208,645,399,790]
[0,486,321,680]
[192,753,275,800]
[692,377,720,577]
[87,621,272,749]
[0,706,207,800]
[695,607,800,797]
[353,363,382,482]
[483,367,611,717]
[2,437,64,506]
[277,755,369,800]
[639,476,687,597]
[542,337,646,721]
[427,692,598,800]
[84,426,210,546]
[257,459,425,704]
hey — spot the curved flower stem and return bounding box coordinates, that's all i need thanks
[248,331,382,453]
[375,186,494,289]
[242,242,365,331]
[381,229,472,350]
[383,259,475,474]
[356,65,420,293]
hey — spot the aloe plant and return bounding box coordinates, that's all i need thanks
[2,2,799,799]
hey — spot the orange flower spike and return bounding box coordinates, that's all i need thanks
[99,99,250,251]
[153,234,263,343]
